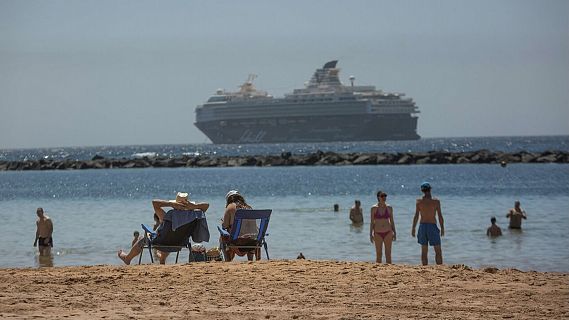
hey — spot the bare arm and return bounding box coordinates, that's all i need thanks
[34,221,39,246]
[46,219,53,237]
[521,210,527,219]
[152,199,210,221]
[411,201,420,237]
[369,207,375,243]
[389,206,396,241]
[222,204,236,230]
[349,208,355,222]
[190,202,210,212]
[152,200,170,221]
[436,200,444,236]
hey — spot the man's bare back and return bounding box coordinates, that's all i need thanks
[411,183,444,265]
[416,197,440,224]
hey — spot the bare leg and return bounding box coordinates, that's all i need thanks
[157,250,169,264]
[374,236,384,263]
[118,239,144,265]
[383,232,394,264]
[220,236,234,262]
[434,245,443,265]
[421,245,428,265]
[226,250,235,262]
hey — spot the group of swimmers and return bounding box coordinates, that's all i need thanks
[348,183,528,265]
[33,184,528,266]
[486,200,528,236]
[348,182,442,265]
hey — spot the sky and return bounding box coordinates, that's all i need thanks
[0,0,568,149]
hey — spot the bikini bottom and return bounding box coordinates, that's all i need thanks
[375,230,393,240]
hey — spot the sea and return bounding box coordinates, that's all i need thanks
[1,136,568,272]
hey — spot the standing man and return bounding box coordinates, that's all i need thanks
[506,200,527,229]
[34,208,54,256]
[349,200,364,225]
[411,182,445,265]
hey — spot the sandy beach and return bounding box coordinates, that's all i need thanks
[0,260,567,319]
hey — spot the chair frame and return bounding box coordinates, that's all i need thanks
[138,224,192,264]
[217,209,272,261]
[137,210,208,264]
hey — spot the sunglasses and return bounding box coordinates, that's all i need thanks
[379,194,387,198]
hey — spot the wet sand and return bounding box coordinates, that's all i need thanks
[1,260,568,319]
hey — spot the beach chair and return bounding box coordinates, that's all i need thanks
[217,209,272,261]
[138,209,209,264]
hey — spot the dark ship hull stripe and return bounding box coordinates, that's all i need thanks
[195,114,419,144]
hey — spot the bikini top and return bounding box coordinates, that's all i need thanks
[374,206,390,220]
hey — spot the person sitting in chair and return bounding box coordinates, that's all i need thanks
[221,190,260,261]
[118,192,209,265]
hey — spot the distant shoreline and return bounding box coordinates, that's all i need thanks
[1,149,567,171]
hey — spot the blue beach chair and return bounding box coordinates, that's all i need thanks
[217,209,272,261]
[138,209,209,264]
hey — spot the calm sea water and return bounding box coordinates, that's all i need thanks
[1,162,568,271]
[1,135,568,161]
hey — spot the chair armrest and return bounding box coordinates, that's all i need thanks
[141,224,156,236]
[217,226,230,237]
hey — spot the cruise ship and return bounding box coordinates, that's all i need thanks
[194,61,420,144]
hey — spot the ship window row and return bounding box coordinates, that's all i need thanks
[217,110,365,117]
[222,106,363,112]
[211,110,366,120]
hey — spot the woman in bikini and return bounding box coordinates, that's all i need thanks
[370,190,396,263]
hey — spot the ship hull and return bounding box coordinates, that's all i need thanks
[195,114,419,144]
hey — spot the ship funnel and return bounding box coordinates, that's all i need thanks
[323,60,338,69]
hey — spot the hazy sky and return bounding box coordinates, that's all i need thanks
[1,0,568,149]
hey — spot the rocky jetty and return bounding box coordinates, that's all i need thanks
[0,150,567,171]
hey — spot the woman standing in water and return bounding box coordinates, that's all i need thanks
[370,191,396,263]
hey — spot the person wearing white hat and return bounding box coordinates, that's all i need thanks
[221,190,259,261]
[222,190,251,231]
[118,192,209,265]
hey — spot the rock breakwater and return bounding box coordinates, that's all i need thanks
[1,150,567,171]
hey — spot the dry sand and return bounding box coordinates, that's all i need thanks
[1,260,568,319]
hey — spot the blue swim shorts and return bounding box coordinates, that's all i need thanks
[417,223,441,246]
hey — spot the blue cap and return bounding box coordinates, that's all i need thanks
[420,182,431,190]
